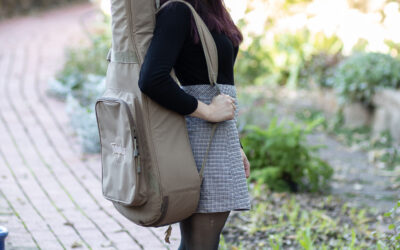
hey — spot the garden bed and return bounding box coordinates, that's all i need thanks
[221,184,399,249]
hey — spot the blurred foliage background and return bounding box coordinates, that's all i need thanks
[0,0,89,19]
[233,0,400,89]
[43,0,400,248]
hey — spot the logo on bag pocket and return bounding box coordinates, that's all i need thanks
[110,143,126,156]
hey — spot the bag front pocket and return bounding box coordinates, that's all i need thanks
[95,96,147,206]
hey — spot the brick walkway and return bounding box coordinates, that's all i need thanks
[0,3,180,250]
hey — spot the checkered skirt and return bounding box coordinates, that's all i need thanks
[181,83,251,213]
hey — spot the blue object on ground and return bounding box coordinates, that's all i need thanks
[0,226,8,250]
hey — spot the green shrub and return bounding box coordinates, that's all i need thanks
[235,28,343,87]
[240,117,333,192]
[299,52,343,88]
[235,29,313,87]
[47,28,110,100]
[331,52,400,108]
[234,35,276,86]
[57,30,110,80]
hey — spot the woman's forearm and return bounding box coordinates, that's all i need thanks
[189,100,210,120]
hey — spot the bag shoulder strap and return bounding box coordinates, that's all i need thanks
[157,0,221,182]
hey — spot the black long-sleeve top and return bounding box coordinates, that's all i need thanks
[138,2,243,149]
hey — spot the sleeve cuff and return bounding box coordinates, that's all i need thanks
[181,95,198,116]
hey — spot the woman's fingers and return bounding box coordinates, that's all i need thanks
[240,148,250,178]
[222,93,236,109]
[222,93,234,101]
[244,158,250,178]
[245,160,250,178]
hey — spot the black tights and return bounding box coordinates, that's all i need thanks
[178,211,230,250]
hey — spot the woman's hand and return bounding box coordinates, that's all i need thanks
[189,94,236,122]
[207,93,236,122]
[240,148,250,178]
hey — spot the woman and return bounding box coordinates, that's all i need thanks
[138,0,251,249]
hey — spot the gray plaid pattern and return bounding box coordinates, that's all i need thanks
[181,83,251,213]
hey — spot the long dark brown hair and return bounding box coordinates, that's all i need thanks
[159,0,243,47]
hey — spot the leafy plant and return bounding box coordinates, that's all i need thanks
[269,235,282,250]
[297,226,315,250]
[47,21,111,100]
[57,29,110,81]
[234,35,276,86]
[331,52,400,108]
[240,117,333,192]
[299,52,343,88]
[235,28,343,88]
